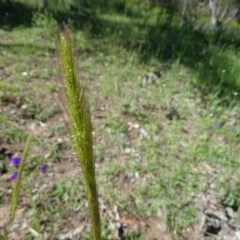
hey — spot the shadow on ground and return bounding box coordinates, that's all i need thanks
[140,18,240,100]
[1,1,240,102]
[0,0,34,28]
[0,0,99,31]
[95,11,240,103]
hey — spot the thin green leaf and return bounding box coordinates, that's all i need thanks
[3,227,9,240]
[10,134,32,224]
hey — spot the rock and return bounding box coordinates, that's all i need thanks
[226,207,235,219]
[235,230,240,240]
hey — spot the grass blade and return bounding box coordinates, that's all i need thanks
[3,227,9,240]
[10,134,32,224]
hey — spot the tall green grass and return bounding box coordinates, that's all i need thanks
[57,28,101,240]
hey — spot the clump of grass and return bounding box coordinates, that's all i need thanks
[57,28,101,240]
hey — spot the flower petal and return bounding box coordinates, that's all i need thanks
[10,171,18,181]
[10,156,21,167]
[40,165,47,173]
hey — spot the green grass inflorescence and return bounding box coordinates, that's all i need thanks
[57,28,101,240]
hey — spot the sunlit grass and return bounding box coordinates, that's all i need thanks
[57,28,101,240]
[1,1,240,239]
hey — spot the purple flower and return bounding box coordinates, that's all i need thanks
[10,156,21,167]
[10,171,18,181]
[40,165,47,173]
